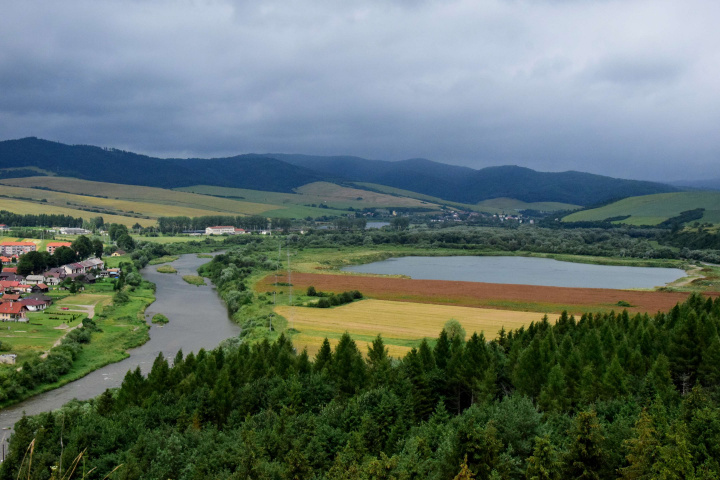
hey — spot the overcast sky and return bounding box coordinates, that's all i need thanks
[1,0,718,181]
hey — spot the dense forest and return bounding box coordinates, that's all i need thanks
[3,294,720,479]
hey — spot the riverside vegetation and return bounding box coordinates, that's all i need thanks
[3,294,720,478]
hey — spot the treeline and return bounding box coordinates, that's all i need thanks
[0,210,83,228]
[157,216,292,233]
[307,287,363,307]
[4,294,720,479]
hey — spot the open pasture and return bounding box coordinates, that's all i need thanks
[563,191,720,225]
[259,272,715,314]
[276,299,548,357]
[0,198,157,227]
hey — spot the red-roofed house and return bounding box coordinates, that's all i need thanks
[0,241,36,255]
[0,281,21,293]
[1,294,21,302]
[3,267,17,274]
[0,302,27,322]
[0,224,9,232]
[46,241,72,254]
[0,256,12,265]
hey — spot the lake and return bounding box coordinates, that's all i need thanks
[342,256,686,289]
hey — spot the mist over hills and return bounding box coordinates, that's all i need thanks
[0,137,678,206]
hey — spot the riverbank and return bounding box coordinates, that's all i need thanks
[0,282,153,410]
[0,253,240,458]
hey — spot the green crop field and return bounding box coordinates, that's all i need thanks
[563,191,720,225]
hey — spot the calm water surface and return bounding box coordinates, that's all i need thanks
[0,253,239,453]
[342,256,686,289]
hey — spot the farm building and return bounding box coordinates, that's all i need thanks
[59,228,91,235]
[205,226,234,235]
[0,224,9,232]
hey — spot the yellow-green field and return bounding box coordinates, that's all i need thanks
[178,181,438,211]
[0,198,156,226]
[276,299,551,358]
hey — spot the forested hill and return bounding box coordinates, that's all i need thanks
[0,137,322,192]
[0,137,677,205]
[4,294,720,479]
[273,154,678,205]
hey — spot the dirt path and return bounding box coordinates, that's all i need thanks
[668,264,706,288]
[40,304,96,359]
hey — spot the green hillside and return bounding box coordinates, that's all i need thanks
[563,191,720,225]
[354,183,579,213]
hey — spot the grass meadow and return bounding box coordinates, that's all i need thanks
[563,191,720,225]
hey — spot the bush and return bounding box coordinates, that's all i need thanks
[307,286,317,296]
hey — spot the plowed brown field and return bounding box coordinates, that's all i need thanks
[259,273,718,314]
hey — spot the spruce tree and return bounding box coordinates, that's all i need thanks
[564,410,605,480]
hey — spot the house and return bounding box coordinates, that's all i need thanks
[63,263,85,275]
[2,267,18,274]
[67,272,96,284]
[79,257,104,271]
[46,241,72,254]
[111,250,126,257]
[0,241,37,256]
[19,298,49,311]
[106,268,121,278]
[205,226,237,235]
[0,281,21,293]
[42,268,67,286]
[0,302,27,322]
[24,293,53,305]
[0,294,21,302]
[59,227,91,235]
[0,224,10,232]
[0,354,17,365]
[0,256,12,265]
[235,228,246,234]
[35,283,49,292]
[25,275,46,285]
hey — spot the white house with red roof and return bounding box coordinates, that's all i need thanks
[0,224,9,232]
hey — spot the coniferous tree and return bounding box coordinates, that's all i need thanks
[526,436,561,480]
[565,410,605,480]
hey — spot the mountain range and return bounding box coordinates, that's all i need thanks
[0,137,678,207]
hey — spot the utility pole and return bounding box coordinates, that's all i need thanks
[287,245,293,330]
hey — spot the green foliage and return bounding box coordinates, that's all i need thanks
[151,313,169,324]
[5,294,720,479]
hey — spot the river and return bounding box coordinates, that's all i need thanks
[0,253,239,456]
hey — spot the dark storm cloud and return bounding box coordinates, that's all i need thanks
[0,0,718,181]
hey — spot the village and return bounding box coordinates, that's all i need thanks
[0,239,122,326]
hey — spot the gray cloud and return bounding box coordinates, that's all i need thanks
[0,0,718,181]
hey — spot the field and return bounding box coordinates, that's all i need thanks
[258,272,715,315]
[177,181,438,211]
[563,191,720,225]
[275,299,549,357]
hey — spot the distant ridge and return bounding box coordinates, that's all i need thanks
[0,137,678,206]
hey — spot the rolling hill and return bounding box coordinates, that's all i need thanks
[0,137,678,208]
[562,192,720,226]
